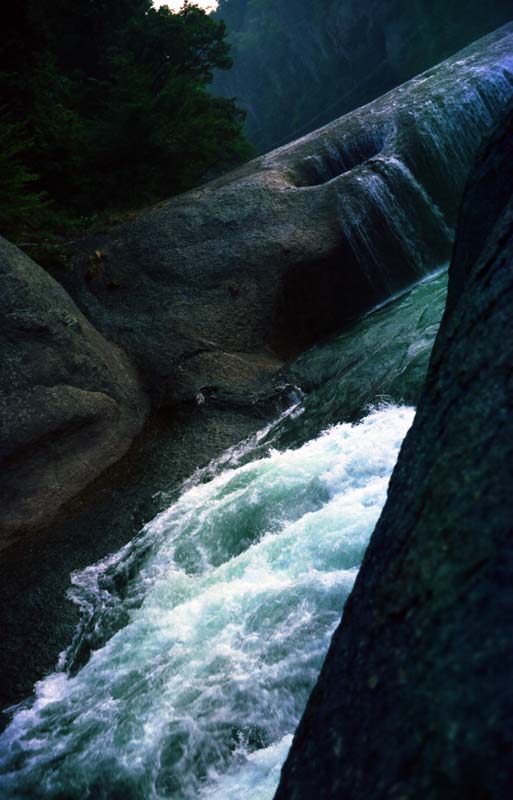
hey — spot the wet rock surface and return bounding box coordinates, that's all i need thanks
[0,237,149,545]
[274,105,513,799]
[63,25,513,406]
[274,268,448,449]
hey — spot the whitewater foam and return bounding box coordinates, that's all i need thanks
[0,405,414,799]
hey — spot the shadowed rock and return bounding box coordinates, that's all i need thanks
[0,238,149,546]
[274,103,513,799]
[64,24,513,406]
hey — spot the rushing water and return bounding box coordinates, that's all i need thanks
[0,270,448,799]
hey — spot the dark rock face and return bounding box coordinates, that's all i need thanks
[63,25,513,407]
[0,238,149,546]
[274,106,513,798]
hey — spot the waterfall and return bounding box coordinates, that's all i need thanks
[275,26,513,306]
[335,155,453,291]
[2,27,513,799]
[331,45,513,289]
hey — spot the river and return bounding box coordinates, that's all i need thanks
[0,268,447,798]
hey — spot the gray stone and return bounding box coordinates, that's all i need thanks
[0,238,149,545]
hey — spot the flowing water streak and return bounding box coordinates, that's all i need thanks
[333,51,513,284]
[0,405,414,799]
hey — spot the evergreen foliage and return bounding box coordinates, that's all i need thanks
[0,116,46,235]
[0,1,252,236]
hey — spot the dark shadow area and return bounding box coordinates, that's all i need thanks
[270,247,382,357]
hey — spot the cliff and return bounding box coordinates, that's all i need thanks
[274,101,513,800]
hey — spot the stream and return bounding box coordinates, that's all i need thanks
[0,268,448,799]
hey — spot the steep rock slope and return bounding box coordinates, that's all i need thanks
[274,104,513,799]
[0,238,149,545]
[213,0,513,152]
[65,24,513,406]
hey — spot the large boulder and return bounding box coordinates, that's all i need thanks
[274,105,513,798]
[64,23,513,406]
[0,238,149,546]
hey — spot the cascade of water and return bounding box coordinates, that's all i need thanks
[329,51,513,290]
[413,61,513,184]
[334,155,452,290]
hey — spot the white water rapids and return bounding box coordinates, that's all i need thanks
[0,405,414,799]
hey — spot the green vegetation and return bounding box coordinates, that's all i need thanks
[0,0,252,240]
[0,117,46,234]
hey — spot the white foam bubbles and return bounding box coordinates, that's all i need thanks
[0,405,414,799]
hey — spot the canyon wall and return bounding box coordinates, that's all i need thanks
[214,0,513,153]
